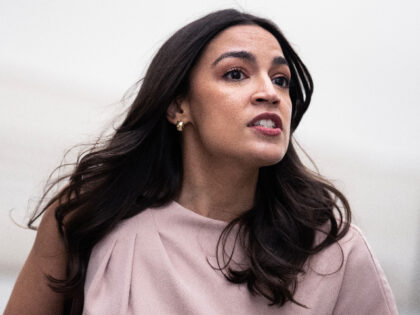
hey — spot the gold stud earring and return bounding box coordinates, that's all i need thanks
[176,121,184,132]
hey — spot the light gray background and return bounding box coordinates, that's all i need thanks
[1,0,419,313]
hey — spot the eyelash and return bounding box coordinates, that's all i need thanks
[223,68,290,88]
[223,68,247,81]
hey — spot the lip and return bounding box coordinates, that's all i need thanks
[247,112,283,130]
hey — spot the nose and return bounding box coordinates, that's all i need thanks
[251,75,280,106]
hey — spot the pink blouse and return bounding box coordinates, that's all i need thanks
[83,200,398,314]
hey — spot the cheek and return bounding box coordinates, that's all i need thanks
[190,88,243,130]
[189,96,247,157]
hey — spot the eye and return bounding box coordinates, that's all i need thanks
[273,76,290,88]
[223,68,247,81]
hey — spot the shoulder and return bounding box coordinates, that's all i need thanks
[84,207,158,285]
[83,205,173,314]
[297,224,398,314]
[339,224,376,251]
[335,224,392,290]
[91,208,156,255]
[330,224,398,314]
[334,224,378,262]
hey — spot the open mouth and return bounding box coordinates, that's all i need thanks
[250,119,277,129]
[247,112,282,130]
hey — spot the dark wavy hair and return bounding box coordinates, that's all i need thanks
[29,9,351,314]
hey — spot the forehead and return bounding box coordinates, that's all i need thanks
[201,24,284,61]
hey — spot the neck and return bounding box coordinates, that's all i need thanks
[175,136,259,222]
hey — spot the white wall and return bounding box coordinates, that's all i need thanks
[1,0,419,313]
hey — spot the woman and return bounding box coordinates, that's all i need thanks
[6,9,397,315]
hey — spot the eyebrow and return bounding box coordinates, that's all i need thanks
[211,50,289,67]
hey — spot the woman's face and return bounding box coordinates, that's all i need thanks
[180,24,292,168]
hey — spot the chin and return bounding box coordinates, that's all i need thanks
[249,151,287,168]
[244,141,289,167]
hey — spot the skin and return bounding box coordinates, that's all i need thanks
[167,25,292,222]
[4,200,67,314]
[5,24,293,314]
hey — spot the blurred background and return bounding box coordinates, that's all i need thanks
[1,0,419,313]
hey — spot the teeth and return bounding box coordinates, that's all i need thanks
[252,119,276,128]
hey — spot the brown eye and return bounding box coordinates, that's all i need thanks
[224,69,246,80]
[273,76,290,88]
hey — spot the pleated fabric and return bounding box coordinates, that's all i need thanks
[83,200,398,315]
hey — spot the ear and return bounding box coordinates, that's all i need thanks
[166,96,191,125]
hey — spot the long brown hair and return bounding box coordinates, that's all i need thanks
[29,9,351,314]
